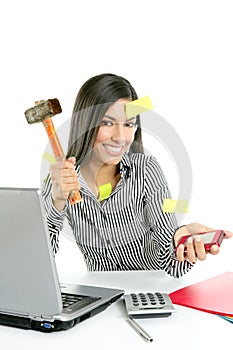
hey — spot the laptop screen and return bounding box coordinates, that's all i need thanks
[0,188,62,317]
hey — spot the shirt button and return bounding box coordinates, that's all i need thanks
[106,240,111,245]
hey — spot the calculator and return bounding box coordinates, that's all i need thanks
[124,292,176,318]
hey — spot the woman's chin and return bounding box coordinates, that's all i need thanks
[103,157,121,165]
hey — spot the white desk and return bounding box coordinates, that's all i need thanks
[1,238,233,350]
[1,271,233,350]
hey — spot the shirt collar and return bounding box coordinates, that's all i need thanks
[76,152,132,184]
[119,153,132,180]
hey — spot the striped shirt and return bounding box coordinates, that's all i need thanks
[42,153,193,277]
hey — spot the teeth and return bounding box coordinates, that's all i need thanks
[104,144,123,153]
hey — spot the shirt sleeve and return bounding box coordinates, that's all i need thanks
[41,174,69,254]
[143,156,194,278]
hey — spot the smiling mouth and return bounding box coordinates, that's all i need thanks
[103,144,124,155]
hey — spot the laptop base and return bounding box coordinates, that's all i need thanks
[0,303,112,332]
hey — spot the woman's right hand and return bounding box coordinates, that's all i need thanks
[50,156,79,211]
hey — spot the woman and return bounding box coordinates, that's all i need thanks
[42,73,232,277]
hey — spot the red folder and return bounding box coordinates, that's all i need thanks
[169,272,233,317]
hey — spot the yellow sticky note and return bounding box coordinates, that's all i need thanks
[42,152,56,164]
[162,199,189,213]
[98,183,112,201]
[125,96,153,119]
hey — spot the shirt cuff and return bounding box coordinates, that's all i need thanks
[172,225,187,249]
[46,193,68,220]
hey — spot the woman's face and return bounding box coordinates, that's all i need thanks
[92,98,137,165]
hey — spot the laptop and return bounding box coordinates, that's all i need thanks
[0,187,124,332]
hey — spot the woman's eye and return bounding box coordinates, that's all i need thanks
[124,122,137,128]
[101,120,113,126]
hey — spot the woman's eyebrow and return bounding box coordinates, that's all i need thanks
[103,115,137,122]
[103,115,117,121]
[125,117,137,122]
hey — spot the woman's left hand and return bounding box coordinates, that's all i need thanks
[174,222,233,263]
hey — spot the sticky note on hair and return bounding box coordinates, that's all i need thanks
[162,199,189,213]
[125,96,153,119]
[42,152,56,164]
[98,183,112,201]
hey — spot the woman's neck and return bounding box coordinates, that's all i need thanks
[80,161,121,198]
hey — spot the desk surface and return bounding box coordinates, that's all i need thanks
[1,238,233,350]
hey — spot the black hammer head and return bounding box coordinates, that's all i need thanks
[24,98,62,124]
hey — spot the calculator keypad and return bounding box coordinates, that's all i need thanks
[124,292,176,318]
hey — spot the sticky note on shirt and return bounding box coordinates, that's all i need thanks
[162,199,189,213]
[98,183,112,201]
[125,96,153,119]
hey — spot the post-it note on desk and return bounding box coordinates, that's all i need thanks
[98,183,112,201]
[169,272,233,317]
[125,96,153,119]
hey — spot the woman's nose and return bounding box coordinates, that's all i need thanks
[111,123,126,140]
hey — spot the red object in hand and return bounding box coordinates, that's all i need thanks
[175,230,225,252]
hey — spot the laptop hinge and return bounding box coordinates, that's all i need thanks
[40,315,54,320]
[28,314,54,321]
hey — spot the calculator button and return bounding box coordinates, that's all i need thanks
[133,302,139,306]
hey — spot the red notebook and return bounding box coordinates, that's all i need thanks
[169,272,233,317]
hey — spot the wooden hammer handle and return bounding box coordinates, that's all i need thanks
[42,117,65,159]
[42,117,82,204]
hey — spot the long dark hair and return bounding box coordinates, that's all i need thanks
[66,73,144,165]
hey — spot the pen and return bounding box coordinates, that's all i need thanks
[126,317,153,343]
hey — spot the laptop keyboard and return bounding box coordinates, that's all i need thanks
[61,293,101,314]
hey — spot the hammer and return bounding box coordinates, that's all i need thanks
[24,98,82,205]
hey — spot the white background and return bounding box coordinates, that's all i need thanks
[0,0,233,272]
